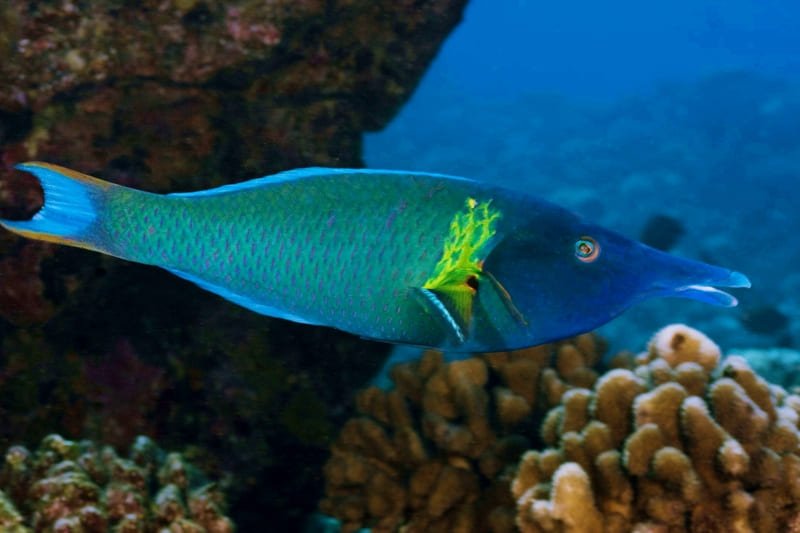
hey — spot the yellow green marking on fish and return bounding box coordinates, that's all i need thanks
[421,197,501,336]
[424,197,501,289]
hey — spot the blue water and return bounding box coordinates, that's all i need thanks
[367,0,800,356]
[378,0,800,105]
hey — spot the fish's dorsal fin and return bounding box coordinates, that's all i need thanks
[166,267,322,325]
[167,167,475,198]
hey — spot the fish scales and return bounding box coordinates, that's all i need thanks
[0,163,750,352]
[104,172,470,344]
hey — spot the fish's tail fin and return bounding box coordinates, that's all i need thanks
[0,162,116,252]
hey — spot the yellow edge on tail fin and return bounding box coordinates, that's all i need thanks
[23,162,114,190]
[3,226,103,252]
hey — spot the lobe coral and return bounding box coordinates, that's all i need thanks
[319,334,605,532]
[513,324,800,532]
[320,324,800,532]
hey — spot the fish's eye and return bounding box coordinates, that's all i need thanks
[575,237,600,262]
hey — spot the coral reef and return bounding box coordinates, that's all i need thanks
[0,308,379,531]
[319,334,605,532]
[0,433,233,532]
[0,331,167,453]
[0,330,88,447]
[512,324,800,532]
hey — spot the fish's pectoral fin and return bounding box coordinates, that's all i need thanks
[464,271,529,350]
[412,287,469,345]
[412,271,527,348]
[482,271,528,326]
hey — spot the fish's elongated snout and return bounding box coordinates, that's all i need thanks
[669,269,750,307]
[645,248,751,307]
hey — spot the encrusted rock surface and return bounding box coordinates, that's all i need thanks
[0,0,468,204]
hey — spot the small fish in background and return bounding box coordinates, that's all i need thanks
[740,304,789,335]
[639,214,686,252]
[739,303,793,346]
[0,163,750,353]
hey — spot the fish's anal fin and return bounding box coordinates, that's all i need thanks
[483,270,528,326]
[166,267,322,326]
[413,287,467,345]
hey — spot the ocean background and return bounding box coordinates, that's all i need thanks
[1,2,800,531]
[367,0,800,358]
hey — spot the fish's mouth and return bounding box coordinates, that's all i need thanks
[645,246,751,307]
[669,270,751,307]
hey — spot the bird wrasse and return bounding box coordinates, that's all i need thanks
[1,163,750,352]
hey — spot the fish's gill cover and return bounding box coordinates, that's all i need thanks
[421,197,502,340]
[423,197,501,291]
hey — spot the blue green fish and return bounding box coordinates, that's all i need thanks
[0,163,749,352]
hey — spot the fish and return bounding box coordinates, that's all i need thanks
[639,214,686,252]
[739,304,789,336]
[0,162,750,352]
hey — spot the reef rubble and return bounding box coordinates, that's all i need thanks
[0,433,233,532]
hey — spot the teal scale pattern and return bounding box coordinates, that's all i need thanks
[101,173,486,346]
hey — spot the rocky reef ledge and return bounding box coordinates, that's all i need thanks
[0,0,468,208]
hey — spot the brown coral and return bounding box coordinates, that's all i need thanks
[319,334,605,533]
[512,324,800,532]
